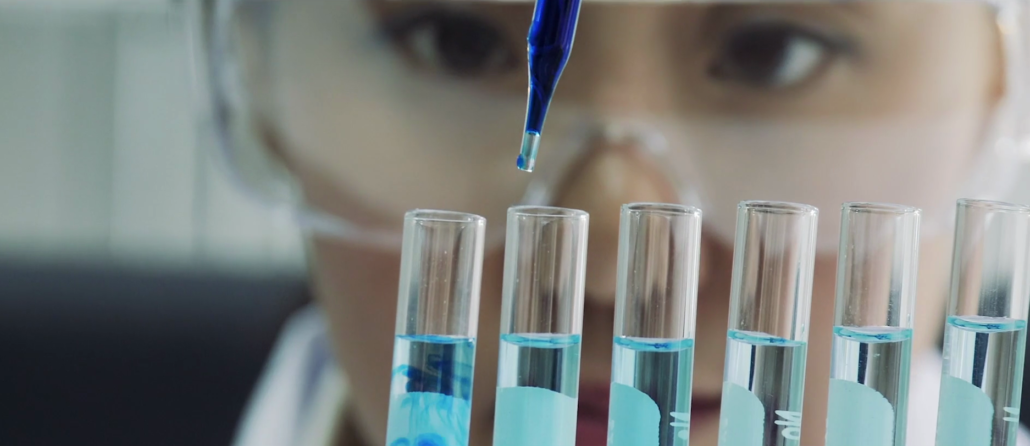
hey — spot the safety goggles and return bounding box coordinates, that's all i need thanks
[199,0,1030,249]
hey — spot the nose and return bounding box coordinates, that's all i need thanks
[546,5,696,306]
[553,132,679,305]
[555,4,680,115]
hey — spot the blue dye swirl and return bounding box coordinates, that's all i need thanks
[386,335,476,446]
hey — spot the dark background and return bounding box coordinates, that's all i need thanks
[0,259,309,446]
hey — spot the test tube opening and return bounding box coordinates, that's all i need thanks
[508,205,587,219]
[615,203,702,341]
[395,209,486,339]
[501,205,589,336]
[728,200,819,342]
[738,200,820,215]
[949,198,1030,320]
[834,202,921,330]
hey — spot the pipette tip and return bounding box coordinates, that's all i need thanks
[517,131,541,172]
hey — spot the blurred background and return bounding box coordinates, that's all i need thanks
[3,1,1030,446]
[0,1,309,445]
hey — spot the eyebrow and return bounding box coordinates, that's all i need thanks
[705,1,878,25]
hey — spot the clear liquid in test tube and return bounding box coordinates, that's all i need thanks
[608,203,702,446]
[936,199,1030,446]
[718,201,818,446]
[824,203,921,446]
[493,206,589,446]
[385,210,486,446]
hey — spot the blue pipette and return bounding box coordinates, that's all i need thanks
[517,0,582,172]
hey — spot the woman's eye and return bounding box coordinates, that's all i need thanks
[710,22,848,90]
[385,10,516,77]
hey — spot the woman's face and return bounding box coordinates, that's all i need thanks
[229,1,1006,445]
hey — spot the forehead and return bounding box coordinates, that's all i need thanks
[366,0,923,17]
[359,0,988,47]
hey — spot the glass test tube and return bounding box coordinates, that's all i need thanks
[824,203,921,446]
[493,206,589,446]
[608,204,702,446]
[936,199,1030,446]
[385,210,486,446]
[717,201,819,446]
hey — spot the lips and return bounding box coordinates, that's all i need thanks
[575,383,723,446]
[576,383,611,446]
[690,395,722,425]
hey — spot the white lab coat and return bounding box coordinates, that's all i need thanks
[233,306,1030,446]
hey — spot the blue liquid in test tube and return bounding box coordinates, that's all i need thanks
[388,335,476,446]
[826,327,913,446]
[721,330,808,446]
[934,200,1030,446]
[610,337,695,446]
[717,201,818,446]
[384,210,486,446]
[495,333,583,446]
[607,203,702,446]
[937,317,1027,446]
[492,206,589,446]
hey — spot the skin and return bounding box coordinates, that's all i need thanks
[228,1,1006,445]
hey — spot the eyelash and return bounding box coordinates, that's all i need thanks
[722,18,859,59]
[378,7,517,77]
[709,19,859,90]
[379,7,441,40]
[378,8,858,91]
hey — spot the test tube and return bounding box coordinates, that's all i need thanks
[385,210,486,446]
[493,206,589,446]
[824,203,921,446]
[936,199,1030,446]
[717,201,818,446]
[608,203,702,446]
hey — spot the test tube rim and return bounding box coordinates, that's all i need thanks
[842,202,921,216]
[957,198,1030,214]
[406,209,487,225]
[623,202,702,218]
[508,205,589,219]
[739,200,818,216]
